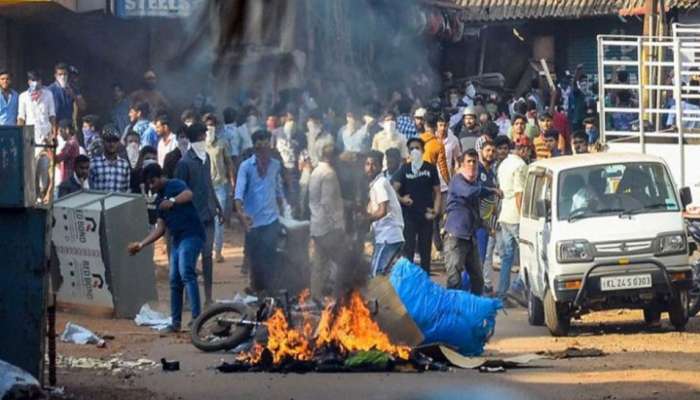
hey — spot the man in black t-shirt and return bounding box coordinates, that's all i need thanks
[392,137,442,273]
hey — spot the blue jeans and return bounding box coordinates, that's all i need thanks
[475,228,489,265]
[483,230,498,288]
[370,241,404,277]
[170,236,203,328]
[246,220,281,292]
[497,223,519,300]
[213,184,229,254]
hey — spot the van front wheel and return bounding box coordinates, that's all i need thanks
[544,288,571,336]
[668,289,689,331]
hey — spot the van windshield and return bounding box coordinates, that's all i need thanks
[557,162,680,221]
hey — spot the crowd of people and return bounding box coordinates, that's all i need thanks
[0,61,605,332]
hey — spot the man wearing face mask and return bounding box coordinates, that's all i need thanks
[391,138,441,274]
[337,110,369,154]
[81,114,99,150]
[18,70,56,201]
[129,70,169,119]
[235,130,285,294]
[306,111,334,167]
[48,62,86,125]
[203,113,235,263]
[163,127,189,178]
[175,123,223,307]
[155,115,177,167]
[124,131,141,169]
[371,111,408,160]
[419,112,450,188]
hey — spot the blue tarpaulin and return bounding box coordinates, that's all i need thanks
[389,258,502,356]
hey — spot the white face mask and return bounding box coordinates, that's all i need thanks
[410,148,423,170]
[247,116,259,128]
[384,121,397,133]
[190,141,207,162]
[28,81,38,91]
[363,115,373,125]
[57,76,68,88]
[206,126,216,143]
[307,121,320,135]
[283,121,295,135]
[126,142,140,168]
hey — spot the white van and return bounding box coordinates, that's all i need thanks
[520,153,695,336]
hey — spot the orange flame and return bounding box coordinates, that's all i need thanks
[240,290,410,365]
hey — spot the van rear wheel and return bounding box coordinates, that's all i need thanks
[528,289,545,326]
[544,288,570,336]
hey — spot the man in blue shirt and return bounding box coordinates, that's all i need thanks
[128,163,205,333]
[234,129,285,294]
[0,70,18,125]
[47,63,86,125]
[126,101,158,148]
[444,148,500,294]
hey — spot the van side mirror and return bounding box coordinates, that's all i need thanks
[680,187,693,209]
[536,199,551,220]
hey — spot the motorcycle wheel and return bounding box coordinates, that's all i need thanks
[191,303,255,352]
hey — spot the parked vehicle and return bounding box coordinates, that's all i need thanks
[520,153,695,336]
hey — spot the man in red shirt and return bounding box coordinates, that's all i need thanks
[54,119,80,185]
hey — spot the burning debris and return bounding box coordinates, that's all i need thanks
[223,290,412,373]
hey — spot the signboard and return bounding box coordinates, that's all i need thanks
[113,0,198,18]
[53,207,114,310]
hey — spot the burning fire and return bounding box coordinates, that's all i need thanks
[241,290,410,365]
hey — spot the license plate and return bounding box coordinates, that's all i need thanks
[600,274,652,291]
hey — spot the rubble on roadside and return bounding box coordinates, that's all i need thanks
[56,353,158,375]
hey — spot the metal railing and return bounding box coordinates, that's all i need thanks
[597,24,700,186]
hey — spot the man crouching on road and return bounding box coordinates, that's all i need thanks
[128,163,205,333]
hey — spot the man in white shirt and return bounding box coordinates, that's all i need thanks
[365,150,404,276]
[495,136,530,302]
[371,111,408,160]
[308,143,348,300]
[18,70,56,202]
[18,70,56,151]
[155,115,177,167]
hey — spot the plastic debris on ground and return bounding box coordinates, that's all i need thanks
[389,258,502,356]
[0,359,46,399]
[216,293,258,305]
[134,303,172,331]
[59,322,105,347]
